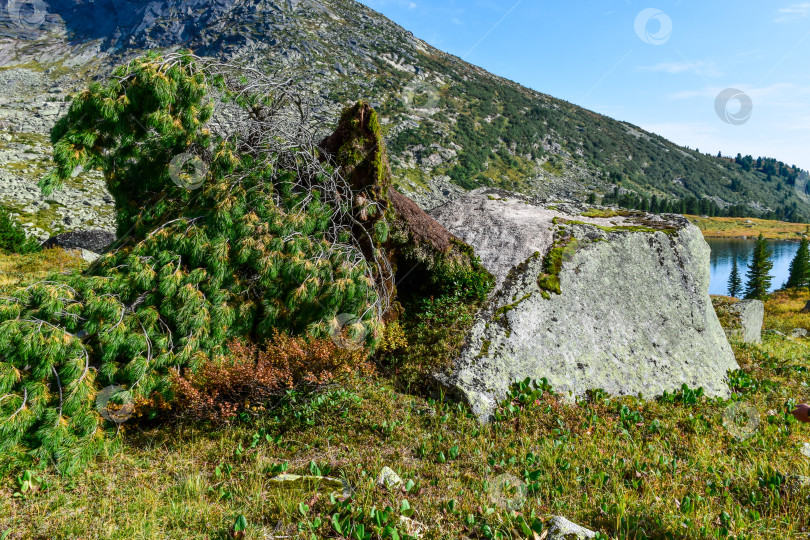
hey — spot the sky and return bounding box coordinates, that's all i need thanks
[358,0,810,171]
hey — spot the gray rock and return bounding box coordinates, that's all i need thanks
[786,473,810,495]
[791,328,808,338]
[431,189,738,420]
[546,516,597,539]
[376,466,402,490]
[77,248,100,263]
[723,300,764,344]
[41,229,116,254]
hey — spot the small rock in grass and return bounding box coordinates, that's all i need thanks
[791,328,808,338]
[801,443,810,459]
[376,466,403,490]
[547,516,597,539]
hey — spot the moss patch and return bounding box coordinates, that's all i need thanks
[580,208,634,219]
[536,235,577,296]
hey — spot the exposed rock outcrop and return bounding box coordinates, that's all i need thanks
[715,299,764,344]
[41,229,116,254]
[430,189,738,420]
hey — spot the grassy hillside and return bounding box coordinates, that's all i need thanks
[1,0,808,222]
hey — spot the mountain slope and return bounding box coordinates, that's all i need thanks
[0,0,807,238]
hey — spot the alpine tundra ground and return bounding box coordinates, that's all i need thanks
[0,250,809,540]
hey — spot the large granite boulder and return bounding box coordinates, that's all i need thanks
[430,189,738,420]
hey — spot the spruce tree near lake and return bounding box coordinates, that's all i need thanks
[744,233,774,300]
[786,237,810,289]
[727,259,742,298]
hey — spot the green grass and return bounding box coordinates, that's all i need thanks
[0,249,85,291]
[1,258,809,539]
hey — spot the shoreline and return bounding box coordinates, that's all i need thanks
[684,214,809,241]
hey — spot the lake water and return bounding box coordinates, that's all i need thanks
[707,238,800,295]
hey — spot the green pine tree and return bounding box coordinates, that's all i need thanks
[0,205,40,254]
[744,234,774,300]
[786,237,810,289]
[727,259,742,298]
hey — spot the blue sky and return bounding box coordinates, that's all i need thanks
[359,0,810,170]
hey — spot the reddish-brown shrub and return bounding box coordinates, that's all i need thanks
[171,331,372,423]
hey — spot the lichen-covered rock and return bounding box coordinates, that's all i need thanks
[430,188,738,420]
[546,516,597,539]
[717,299,764,344]
[376,466,403,490]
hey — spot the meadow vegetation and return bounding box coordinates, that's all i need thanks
[1,285,808,539]
[686,215,809,240]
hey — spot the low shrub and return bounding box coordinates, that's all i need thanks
[380,291,481,391]
[171,332,372,423]
[0,206,40,255]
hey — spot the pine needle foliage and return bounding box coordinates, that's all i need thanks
[786,237,810,289]
[727,259,742,298]
[0,52,401,474]
[0,206,41,254]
